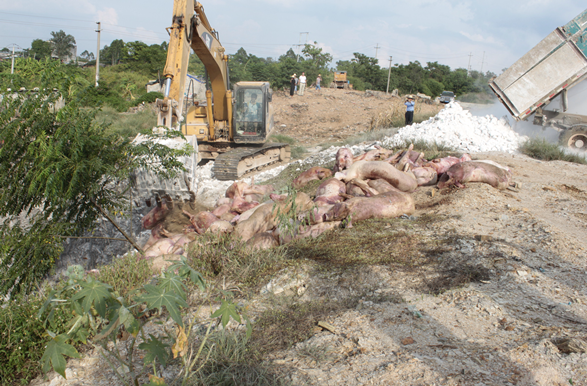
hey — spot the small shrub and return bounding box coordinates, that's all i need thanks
[94,253,153,301]
[0,290,71,385]
[519,138,587,164]
[132,91,163,105]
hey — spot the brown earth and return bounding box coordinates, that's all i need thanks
[270,88,442,147]
[31,100,587,386]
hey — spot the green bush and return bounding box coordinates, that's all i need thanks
[0,221,65,296]
[134,91,163,105]
[0,291,71,385]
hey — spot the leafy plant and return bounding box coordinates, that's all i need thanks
[39,259,248,385]
[94,253,154,301]
[0,89,190,294]
[0,290,71,384]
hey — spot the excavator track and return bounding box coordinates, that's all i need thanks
[212,143,291,181]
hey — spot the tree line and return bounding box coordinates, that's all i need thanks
[2,33,495,110]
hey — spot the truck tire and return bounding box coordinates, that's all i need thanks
[559,125,587,151]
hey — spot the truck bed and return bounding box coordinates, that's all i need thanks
[489,9,587,120]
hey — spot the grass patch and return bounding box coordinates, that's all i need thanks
[250,298,358,356]
[269,134,307,160]
[94,253,153,301]
[186,331,287,386]
[94,106,156,139]
[187,233,291,290]
[286,218,442,268]
[519,138,586,164]
[0,288,72,385]
[268,134,296,145]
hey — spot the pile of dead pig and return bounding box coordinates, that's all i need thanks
[140,143,518,261]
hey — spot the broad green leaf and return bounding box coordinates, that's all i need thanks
[158,273,186,300]
[211,300,241,328]
[168,257,206,290]
[139,284,187,327]
[41,334,80,378]
[139,334,169,367]
[127,318,141,337]
[118,306,135,330]
[70,280,112,318]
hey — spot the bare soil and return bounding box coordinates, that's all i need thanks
[270,88,442,147]
[261,152,587,386]
[31,98,587,386]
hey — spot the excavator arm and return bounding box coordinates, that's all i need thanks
[157,0,231,136]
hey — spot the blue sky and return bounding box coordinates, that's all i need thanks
[0,0,584,74]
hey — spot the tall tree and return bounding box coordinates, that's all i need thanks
[302,42,332,69]
[30,39,53,60]
[50,30,76,62]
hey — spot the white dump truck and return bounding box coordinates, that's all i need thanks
[489,9,587,150]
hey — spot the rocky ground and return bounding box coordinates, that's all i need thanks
[31,93,587,386]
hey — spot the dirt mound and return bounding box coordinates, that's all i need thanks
[272,88,442,147]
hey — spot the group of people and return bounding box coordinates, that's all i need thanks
[289,72,322,97]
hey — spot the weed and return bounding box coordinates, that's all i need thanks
[94,253,153,301]
[0,288,71,385]
[519,138,586,164]
[286,218,434,268]
[184,331,286,386]
[187,233,290,290]
[268,134,296,145]
[290,146,307,160]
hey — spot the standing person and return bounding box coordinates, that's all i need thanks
[315,74,322,91]
[405,95,415,126]
[298,72,307,96]
[290,74,296,97]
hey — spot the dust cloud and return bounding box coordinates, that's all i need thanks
[463,101,561,143]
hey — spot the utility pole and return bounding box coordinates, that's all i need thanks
[374,43,380,61]
[95,22,101,87]
[480,51,486,74]
[467,52,473,77]
[296,32,309,62]
[11,45,15,74]
[386,56,393,94]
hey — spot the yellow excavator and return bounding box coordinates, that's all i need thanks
[155,0,290,181]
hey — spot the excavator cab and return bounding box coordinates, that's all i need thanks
[233,82,273,144]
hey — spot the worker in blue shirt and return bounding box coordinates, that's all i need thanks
[405,95,415,126]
